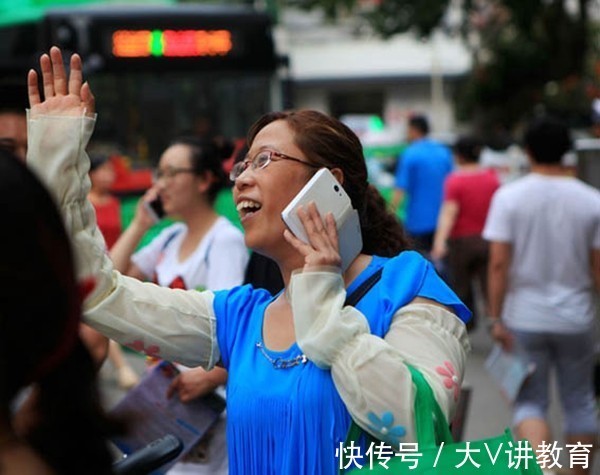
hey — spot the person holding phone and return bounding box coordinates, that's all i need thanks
[109,136,247,292]
[27,47,471,475]
[108,135,248,474]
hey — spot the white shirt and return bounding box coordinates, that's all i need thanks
[132,218,248,291]
[483,173,600,332]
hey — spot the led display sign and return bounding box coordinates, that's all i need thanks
[40,5,277,72]
[112,29,233,58]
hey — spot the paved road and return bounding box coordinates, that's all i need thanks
[461,323,599,474]
[100,322,600,474]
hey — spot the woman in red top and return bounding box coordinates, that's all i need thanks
[431,136,500,330]
[88,153,140,389]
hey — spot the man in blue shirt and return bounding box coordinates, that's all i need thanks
[391,114,453,253]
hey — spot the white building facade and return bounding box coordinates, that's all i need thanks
[275,8,472,137]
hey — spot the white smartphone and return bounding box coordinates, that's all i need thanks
[281,168,362,271]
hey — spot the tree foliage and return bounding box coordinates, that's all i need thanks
[365,0,448,39]
[290,0,599,135]
[456,0,593,134]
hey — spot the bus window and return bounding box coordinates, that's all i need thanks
[92,71,273,165]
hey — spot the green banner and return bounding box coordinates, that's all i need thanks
[0,0,174,27]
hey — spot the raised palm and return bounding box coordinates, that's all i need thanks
[28,46,95,119]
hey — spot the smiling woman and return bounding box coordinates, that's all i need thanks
[27,46,472,475]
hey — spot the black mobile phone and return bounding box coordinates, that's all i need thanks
[144,196,165,222]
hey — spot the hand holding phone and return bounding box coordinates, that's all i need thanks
[281,168,362,271]
[144,196,165,223]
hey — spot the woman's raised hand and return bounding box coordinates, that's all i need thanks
[283,202,342,271]
[28,46,95,119]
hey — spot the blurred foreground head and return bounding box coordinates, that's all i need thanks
[0,150,122,475]
[0,149,81,399]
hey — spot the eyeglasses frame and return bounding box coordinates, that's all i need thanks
[153,167,196,182]
[230,149,320,181]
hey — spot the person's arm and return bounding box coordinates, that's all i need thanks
[389,152,410,213]
[79,323,109,368]
[389,188,405,214]
[487,241,514,350]
[431,200,459,261]
[289,270,469,445]
[109,221,150,278]
[109,191,158,278]
[26,47,219,369]
[166,366,228,403]
[591,248,600,294]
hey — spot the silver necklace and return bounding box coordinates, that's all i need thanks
[255,341,308,369]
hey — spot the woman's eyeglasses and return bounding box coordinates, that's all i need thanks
[229,150,320,181]
[153,167,196,182]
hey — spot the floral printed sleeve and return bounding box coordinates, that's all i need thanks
[289,270,470,445]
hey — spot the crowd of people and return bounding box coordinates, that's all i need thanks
[390,113,599,475]
[0,44,597,475]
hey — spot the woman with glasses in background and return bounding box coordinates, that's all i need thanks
[110,135,248,292]
[109,135,248,475]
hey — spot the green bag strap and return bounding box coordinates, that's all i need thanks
[340,365,454,473]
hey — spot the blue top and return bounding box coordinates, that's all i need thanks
[394,139,453,235]
[213,251,470,475]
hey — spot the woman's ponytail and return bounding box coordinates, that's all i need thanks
[359,185,412,256]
